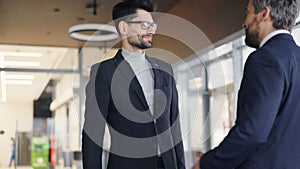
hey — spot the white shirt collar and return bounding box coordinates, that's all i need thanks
[259,29,290,47]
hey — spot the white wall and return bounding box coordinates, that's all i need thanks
[51,47,80,165]
[292,26,300,46]
[69,97,80,149]
[53,104,67,166]
[0,102,33,166]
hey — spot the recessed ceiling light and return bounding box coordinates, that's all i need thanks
[77,17,86,21]
[0,52,42,57]
[54,8,60,12]
[5,75,35,80]
[6,80,32,85]
[4,61,40,67]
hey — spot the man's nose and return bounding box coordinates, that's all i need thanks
[147,27,156,34]
[242,21,246,28]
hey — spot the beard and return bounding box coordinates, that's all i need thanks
[245,28,259,49]
[128,34,153,49]
[244,17,260,49]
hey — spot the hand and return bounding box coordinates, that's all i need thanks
[192,151,204,169]
[192,159,201,169]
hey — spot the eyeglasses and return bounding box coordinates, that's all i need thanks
[126,20,157,31]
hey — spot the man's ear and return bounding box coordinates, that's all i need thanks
[261,6,271,22]
[118,21,128,35]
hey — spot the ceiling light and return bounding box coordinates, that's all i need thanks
[5,74,35,80]
[68,23,119,42]
[4,61,40,67]
[0,52,42,57]
[6,80,32,85]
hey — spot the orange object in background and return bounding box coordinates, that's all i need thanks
[50,135,56,167]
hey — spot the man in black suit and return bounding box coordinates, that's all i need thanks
[193,0,300,169]
[82,0,185,169]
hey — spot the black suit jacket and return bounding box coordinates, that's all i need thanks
[82,49,185,169]
[201,34,300,169]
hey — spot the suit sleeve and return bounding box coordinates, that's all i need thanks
[170,66,186,169]
[82,64,110,169]
[200,50,285,169]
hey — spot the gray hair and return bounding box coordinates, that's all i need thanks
[252,0,299,30]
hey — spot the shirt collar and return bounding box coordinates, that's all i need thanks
[121,48,146,61]
[259,29,290,47]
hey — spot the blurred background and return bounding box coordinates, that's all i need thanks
[0,0,299,168]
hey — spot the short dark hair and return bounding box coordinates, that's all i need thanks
[112,0,156,33]
[251,0,299,31]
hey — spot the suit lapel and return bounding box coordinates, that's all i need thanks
[146,56,161,90]
[146,56,165,118]
[113,50,150,111]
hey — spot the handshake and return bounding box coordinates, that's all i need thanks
[192,151,204,169]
